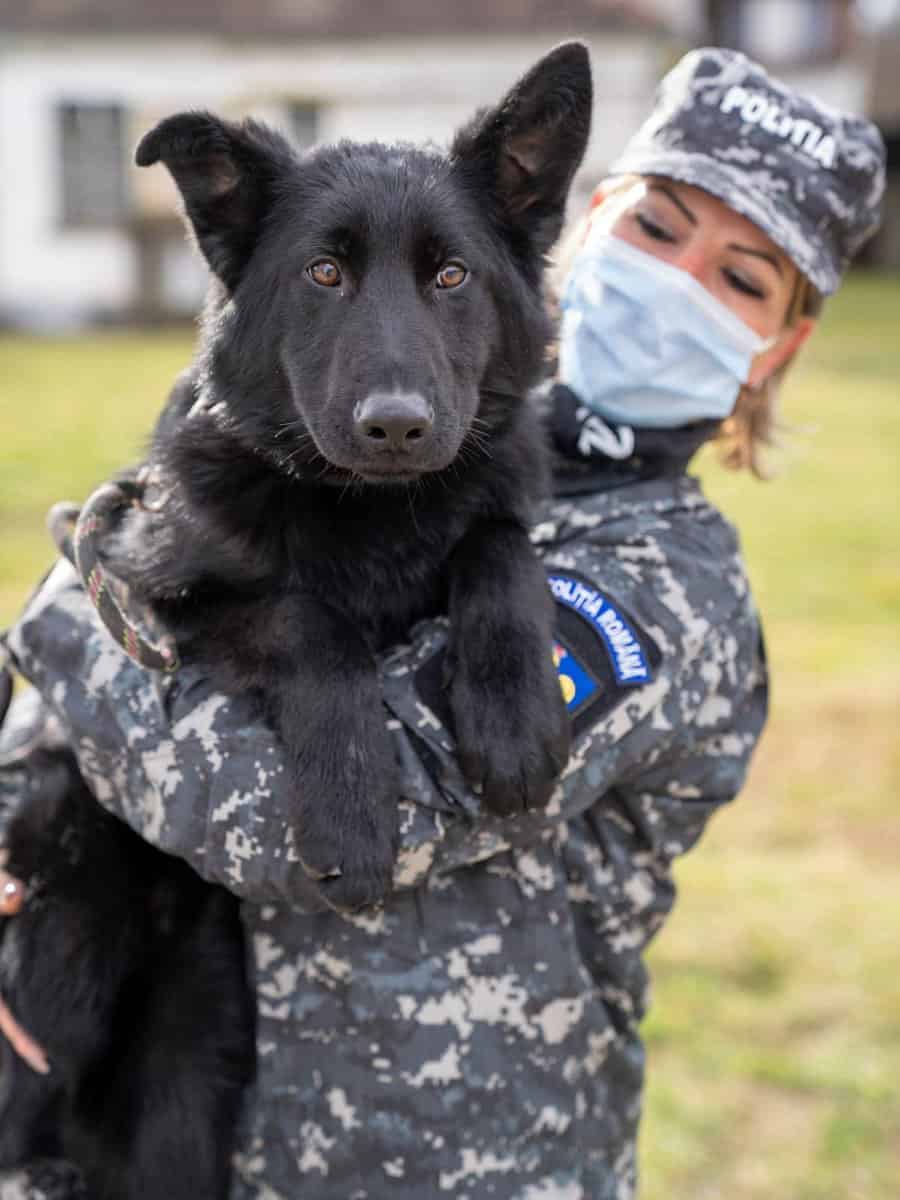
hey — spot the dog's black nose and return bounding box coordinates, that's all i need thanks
[354,393,434,452]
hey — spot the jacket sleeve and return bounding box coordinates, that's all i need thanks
[558,652,768,1026]
[384,566,767,892]
[5,561,327,910]
[4,482,766,912]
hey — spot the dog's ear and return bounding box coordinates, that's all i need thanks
[451,43,592,257]
[135,112,297,291]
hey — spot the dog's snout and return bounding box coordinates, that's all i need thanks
[354,393,434,452]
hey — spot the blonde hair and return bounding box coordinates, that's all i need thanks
[550,177,824,479]
[716,274,823,478]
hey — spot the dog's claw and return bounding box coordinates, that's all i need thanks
[291,767,399,914]
[298,858,342,883]
[317,865,394,914]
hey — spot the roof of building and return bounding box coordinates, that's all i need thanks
[0,0,673,39]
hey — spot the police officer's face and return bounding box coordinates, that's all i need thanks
[593,176,817,386]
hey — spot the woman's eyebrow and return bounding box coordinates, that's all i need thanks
[647,182,784,277]
[728,243,784,277]
[648,182,697,224]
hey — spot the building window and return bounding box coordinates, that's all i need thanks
[715,0,846,65]
[288,102,319,152]
[58,102,129,228]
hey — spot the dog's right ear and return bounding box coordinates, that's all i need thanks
[135,112,297,292]
[451,43,592,259]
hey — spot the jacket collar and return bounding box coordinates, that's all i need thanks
[547,384,721,497]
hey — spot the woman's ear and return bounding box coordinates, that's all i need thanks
[747,317,817,389]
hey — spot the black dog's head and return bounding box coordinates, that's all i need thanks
[137,44,592,484]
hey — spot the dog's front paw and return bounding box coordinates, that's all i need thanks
[287,716,400,912]
[449,627,571,816]
[296,785,399,913]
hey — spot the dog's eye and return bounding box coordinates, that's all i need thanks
[436,263,468,290]
[308,259,342,288]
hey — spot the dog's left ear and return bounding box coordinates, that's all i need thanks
[135,112,297,292]
[451,43,592,257]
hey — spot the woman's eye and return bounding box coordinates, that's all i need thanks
[436,263,468,290]
[307,259,342,287]
[635,213,675,243]
[723,268,765,300]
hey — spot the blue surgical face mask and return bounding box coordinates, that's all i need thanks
[558,228,777,429]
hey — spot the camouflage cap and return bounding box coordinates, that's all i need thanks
[608,47,887,295]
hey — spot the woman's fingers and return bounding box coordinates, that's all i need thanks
[0,868,25,915]
[0,993,50,1075]
[0,862,47,1073]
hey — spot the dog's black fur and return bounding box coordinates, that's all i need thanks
[0,745,253,1197]
[0,44,591,1197]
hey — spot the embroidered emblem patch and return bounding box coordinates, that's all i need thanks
[548,573,654,685]
[553,640,599,715]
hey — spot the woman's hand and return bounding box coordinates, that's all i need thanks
[0,858,26,916]
[0,856,50,1076]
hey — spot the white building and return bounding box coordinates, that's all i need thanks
[0,1,702,328]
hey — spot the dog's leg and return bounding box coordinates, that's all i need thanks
[255,595,400,912]
[71,885,252,1200]
[0,1030,63,1168]
[446,520,571,815]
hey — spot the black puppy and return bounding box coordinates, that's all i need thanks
[0,43,591,1196]
[103,43,590,912]
[0,743,253,1197]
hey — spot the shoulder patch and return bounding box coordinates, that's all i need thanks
[548,572,660,686]
[406,572,663,760]
[547,570,663,732]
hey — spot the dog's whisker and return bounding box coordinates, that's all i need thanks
[459,431,493,464]
[337,471,366,504]
[405,486,421,536]
[273,418,308,439]
[282,439,315,466]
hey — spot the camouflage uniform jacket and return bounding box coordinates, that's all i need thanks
[0,469,767,1200]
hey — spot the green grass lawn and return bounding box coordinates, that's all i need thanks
[1,272,899,1197]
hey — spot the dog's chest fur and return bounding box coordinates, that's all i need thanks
[123,386,547,655]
